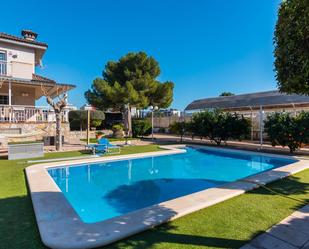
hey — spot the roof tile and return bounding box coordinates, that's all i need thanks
[185,91,309,110]
[0,32,48,47]
[32,74,55,84]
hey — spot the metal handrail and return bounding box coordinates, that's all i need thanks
[0,104,71,110]
[0,105,69,123]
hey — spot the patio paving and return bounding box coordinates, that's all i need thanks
[240,205,309,249]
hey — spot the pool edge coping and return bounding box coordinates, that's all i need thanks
[25,144,309,249]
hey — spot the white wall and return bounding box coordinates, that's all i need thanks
[0,41,35,80]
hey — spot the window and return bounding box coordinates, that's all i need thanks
[0,51,6,61]
[0,51,7,75]
[0,95,9,105]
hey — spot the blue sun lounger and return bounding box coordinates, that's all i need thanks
[85,138,121,155]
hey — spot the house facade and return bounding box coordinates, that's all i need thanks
[0,30,75,146]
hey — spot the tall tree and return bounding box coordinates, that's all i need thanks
[274,0,309,95]
[219,92,234,97]
[85,52,174,136]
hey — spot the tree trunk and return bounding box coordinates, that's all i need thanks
[55,111,62,151]
[44,94,66,151]
[123,104,132,137]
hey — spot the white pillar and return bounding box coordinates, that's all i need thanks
[8,80,12,122]
[151,110,154,140]
[8,80,12,106]
[259,105,263,150]
[250,107,253,141]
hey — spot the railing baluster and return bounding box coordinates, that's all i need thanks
[0,105,70,123]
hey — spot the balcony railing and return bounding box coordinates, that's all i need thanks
[0,105,69,123]
[0,61,33,79]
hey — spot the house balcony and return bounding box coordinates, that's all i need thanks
[0,61,34,79]
[0,105,69,123]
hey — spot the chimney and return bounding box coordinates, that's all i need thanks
[21,30,38,41]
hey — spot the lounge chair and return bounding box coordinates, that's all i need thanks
[97,138,121,154]
[85,143,106,155]
[85,138,120,155]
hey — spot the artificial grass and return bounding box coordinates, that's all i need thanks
[0,145,308,249]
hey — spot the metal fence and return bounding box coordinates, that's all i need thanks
[151,107,303,143]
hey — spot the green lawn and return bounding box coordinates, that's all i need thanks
[0,145,308,249]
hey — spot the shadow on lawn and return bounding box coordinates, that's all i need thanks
[0,195,48,249]
[0,171,48,249]
[107,222,247,249]
[246,174,309,201]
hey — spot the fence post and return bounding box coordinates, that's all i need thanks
[259,105,264,150]
[250,107,253,141]
[86,109,90,145]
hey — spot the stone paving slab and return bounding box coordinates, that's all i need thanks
[240,205,309,249]
[250,233,298,249]
[240,244,259,249]
[268,223,309,247]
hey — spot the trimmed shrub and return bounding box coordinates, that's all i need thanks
[169,121,187,141]
[264,111,309,153]
[191,110,250,145]
[132,119,152,138]
[69,110,105,131]
[91,119,102,128]
[168,110,250,145]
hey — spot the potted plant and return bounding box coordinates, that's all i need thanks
[91,119,102,131]
[112,124,124,138]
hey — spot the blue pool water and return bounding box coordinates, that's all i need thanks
[48,147,296,223]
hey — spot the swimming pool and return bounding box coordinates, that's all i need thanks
[48,146,296,223]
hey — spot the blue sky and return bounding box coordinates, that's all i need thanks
[2,0,281,109]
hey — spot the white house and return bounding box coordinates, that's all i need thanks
[0,30,75,142]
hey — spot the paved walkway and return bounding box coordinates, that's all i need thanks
[240,205,309,249]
